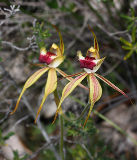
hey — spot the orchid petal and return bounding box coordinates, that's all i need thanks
[49,56,64,68]
[53,73,88,123]
[83,74,102,127]
[35,68,57,122]
[11,67,49,114]
[92,57,106,72]
[77,51,85,60]
[88,25,99,52]
[56,68,88,90]
[40,47,47,55]
[52,24,64,55]
[50,43,61,57]
[95,73,128,98]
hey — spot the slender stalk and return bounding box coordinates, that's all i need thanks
[59,115,64,160]
[54,89,65,160]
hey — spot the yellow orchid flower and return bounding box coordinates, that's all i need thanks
[53,26,128,127]
[10,25,87,122]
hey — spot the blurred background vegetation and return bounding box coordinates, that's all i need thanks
[0,0,137,159]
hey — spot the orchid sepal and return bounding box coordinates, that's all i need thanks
[95,73,128,98]
[10,67,49,114]
[83,74,102,127]
[34,68,57,122]
[52,73,88,123]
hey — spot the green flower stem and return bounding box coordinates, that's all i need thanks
[54,89,64,160]
[59,115,64,160]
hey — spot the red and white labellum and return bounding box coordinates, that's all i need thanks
[77,51,105,73]
[79,56,96,70]
[39,48,57,65]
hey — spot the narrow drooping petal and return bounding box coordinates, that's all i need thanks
[95,73,128,98]
[11,67,49,114]
[35,68,57,122]
[83,74,102,127]
[53,73,88,123]
[56,68,88,90]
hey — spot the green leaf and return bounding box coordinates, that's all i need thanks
[3,132,14,140]
[120,37,132,47]
[13,151,20,160]
[124,50,134,60]
[121,14,132,20]
[122,45,132,50]
[132,26,136,43]
[13,150,28,160]
[127,22,134,30]
[131,8,135,17]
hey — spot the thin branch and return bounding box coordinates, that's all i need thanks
[1,41,37,51]
[81,144,94,160]
[0,101,12,124]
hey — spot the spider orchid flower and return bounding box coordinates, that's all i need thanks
[53,26,128,127]
[11,25,87,122]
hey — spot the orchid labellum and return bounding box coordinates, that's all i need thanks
[10,25,86,122]
[53,26,128,127]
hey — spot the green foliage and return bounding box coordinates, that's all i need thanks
[13,150,28,160]
[41,149,55,160]
[64,112,97,137]
[67,144,88,160]
[121,8,137,31]
[0,128,14,146]
[0,129,29,160]
[63,113,114,160]
[33,22,51,48]
[60,3,76,12]
[120,26,137,60]
[46,0,58,9]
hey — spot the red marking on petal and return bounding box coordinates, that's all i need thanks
[85,56,95,60]
[39,52,56,65]
[79,56,96,70]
